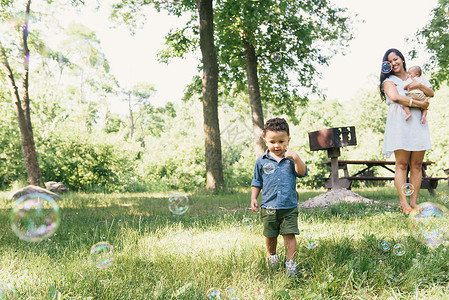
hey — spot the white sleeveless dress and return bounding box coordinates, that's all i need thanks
[382,75,432,158]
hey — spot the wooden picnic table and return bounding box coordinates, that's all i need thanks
[321,160,447,196]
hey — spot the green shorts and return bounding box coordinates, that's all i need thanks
[261,206,299,237]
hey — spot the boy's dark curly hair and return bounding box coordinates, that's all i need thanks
[263,118,290,137]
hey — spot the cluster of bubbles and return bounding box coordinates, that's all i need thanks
[168,194,190,215]
[8,193,117,272]
[90,242,114,269]
[6,178,448,297]
[379,241,406,256]
[271,52,282,63]
[0,282,17,299]
[206,286,239,299]
[10,193,60,242]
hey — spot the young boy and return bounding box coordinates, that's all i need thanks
[402,66,431,124]
[250,118,308,277]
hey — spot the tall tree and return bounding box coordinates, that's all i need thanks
[111,0,225,191]
[412,0,449,90]
[214,0,354,156]
[157,0,354,156]
[196,0,225,190]
[0,0,44,187]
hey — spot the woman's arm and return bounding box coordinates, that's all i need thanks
[404,79,434,97]
[383,81,430,109]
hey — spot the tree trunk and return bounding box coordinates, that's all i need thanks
[197,0,225,191]
[243,37,267,157]
[128,91,134,138]
[0,0,44,187]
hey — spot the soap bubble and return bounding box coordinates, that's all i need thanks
[225,286,239,299]
[381,61,392,73]
[393,243,406,256]
[0,282,17,299]
[409,202,449,248]
[380,241,390,252]
[262,162,275,175]
[442,195,449,204]
[90,241,114,269]
[242,217,253,227]
[10,193,60,242]
[305,233,318,249]
[168,194,189,215]
[437,191,449,204]
[401,183,414,196]
[266,206,276,216]
[271,52,282,62]
[206,288,222,299]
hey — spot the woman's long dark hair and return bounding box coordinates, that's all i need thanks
[379,48,407,101]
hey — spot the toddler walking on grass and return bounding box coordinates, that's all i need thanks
[250,118,308,277]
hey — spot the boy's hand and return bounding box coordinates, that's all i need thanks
[284,148,300,161]
[250,198,259,212]
[284,147,307,175]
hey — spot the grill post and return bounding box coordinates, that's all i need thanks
[308,127,357,190]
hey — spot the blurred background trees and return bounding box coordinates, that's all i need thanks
[0,0,448,193]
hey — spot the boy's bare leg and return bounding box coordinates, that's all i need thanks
[421,109,428,124]
[404,106,412,121]
[282,234,297,260]
[265,236,278,255]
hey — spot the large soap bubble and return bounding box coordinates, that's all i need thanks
[409,202,449,248]
[10,193,60,242]
[90,241,114,269]
[168,194,189,215]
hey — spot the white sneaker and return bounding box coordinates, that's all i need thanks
[267,254,280,268]
[285,259,297,277]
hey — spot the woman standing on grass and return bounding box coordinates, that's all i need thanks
[379,48,433,214]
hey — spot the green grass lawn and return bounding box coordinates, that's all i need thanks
[1,186,449,299]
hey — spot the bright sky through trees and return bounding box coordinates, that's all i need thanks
[321,0,439,102]
[65,0,439,109]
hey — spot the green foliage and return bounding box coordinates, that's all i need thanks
[37,133,140,192]
[425,85,449,174]
[104,113,125,134]
[1,187,449,298]
[413,0,449,89]
[0,102,27,186]
[1,0,448,194]
[137,102,206,192]
[213,0,356,117]
[157,21,199,64]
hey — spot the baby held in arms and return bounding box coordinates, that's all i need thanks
[402,66,430,124]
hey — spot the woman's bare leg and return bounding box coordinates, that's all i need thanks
[409,151,425,208]
[394,150,411,211]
